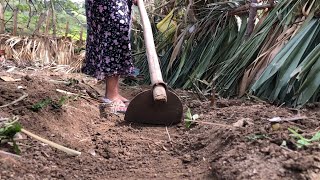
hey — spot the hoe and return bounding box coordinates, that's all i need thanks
[124,0,183,125]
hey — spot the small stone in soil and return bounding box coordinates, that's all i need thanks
[102,147,115,159]
[182,154,192,163]
[24,75,32,81]
[233,118,254,127]
[88,149,96,156]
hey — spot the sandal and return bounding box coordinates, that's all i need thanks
[122,100,130,106]
[99,98,127,117]
[102,97,130,106]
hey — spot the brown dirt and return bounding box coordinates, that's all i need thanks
[0,66,320,180]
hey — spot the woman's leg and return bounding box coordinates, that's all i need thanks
[105,76,129,102]
[102,76,127,113]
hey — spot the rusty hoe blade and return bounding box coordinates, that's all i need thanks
[124,89,183,125]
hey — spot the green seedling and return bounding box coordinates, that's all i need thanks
[246,134,268,141]
[51,96,68,109]
[31,96,69,112]
[31,98,52,112]
[0,118,22,154]
[184,108,199,128]
[288,128,320,148]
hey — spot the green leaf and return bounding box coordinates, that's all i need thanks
[251,20,318,93]
[288,128,320,148]
[186,108,192,120]
[272,21,319,101]
[288,128,307,141]
[0,122,22,138]
[185,108,194,129]
[295,50,320,106]
[296,139,311,147]
[310,131,320,142]
[31,98,52,112]
[52,96,68,109]
[13,141,21,155]
[185,119,192,129]
[134,0,320,107]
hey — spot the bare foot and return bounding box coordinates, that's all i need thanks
[119,95,129,102]
[105,94,129,103]
[106,95,128,104]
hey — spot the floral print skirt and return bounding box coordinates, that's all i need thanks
[82,0,134,79]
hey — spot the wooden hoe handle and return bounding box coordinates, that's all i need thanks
[137,0,167,102]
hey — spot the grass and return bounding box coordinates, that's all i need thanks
[0,117,22,154]
[30,98,52,112]
[30,96,70,112]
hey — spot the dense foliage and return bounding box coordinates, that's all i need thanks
[132,0,320,107]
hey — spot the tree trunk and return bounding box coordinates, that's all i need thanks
[26,1,33,28]
[50,0,56,38]
[0,2,4,34]
[65,21,69,37]
[12,8,18,36]
[45,10,51,36]
[34,11,47,35]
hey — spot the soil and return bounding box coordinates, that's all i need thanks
[0,65,320,180]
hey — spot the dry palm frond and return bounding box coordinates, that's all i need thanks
[0,34,82,69]
[52,50,85,73]
[133,0,320,107]
[239,16,306,96]
[69,50,85,73]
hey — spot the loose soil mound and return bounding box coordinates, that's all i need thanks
[0,67,319,179]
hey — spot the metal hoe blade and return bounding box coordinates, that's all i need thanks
[124,90,183,125]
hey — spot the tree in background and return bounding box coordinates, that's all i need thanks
[0,0,86,40]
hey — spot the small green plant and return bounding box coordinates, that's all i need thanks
[31,96,70,112]
[31,98,52,112]
[184,108,199,129]
[245,134,268,141]
[288,128,320,148]
[51,96,68,109]
[0,117,22,154]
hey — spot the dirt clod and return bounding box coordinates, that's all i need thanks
[233,118,254,127]
[182,154,192,163]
